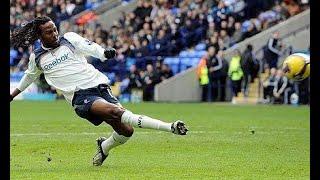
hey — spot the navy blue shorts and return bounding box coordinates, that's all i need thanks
[72,84,119,126]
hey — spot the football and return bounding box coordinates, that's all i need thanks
[282,53,310,81]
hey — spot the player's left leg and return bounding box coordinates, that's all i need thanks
[93,120,133,166]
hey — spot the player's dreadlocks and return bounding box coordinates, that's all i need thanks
[11,16,52,48]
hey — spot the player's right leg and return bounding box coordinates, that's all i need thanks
[89,99,188,135]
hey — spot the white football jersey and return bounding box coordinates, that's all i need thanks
[18,32,111,104]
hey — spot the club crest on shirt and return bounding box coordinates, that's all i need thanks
[85,39,93,45]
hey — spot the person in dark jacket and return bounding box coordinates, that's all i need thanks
[262,67,277,103]
[264,31,282,69]
[128,64,143,92]
[207,46,223,102]
[241,44,255,97]
[160,64,173,81]
[216,50,228,101]
[142,64,160,101]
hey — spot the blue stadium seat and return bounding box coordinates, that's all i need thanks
[180,57,191,65]
[187,50,196,58]
[195,43,206,51]
[163,57,179,65]
[180,57,190,70]
[125,57,136,69]
[164,57,180,74]
[190,58,200,67]
[180,64,188,71]
[194,50,207,58]
[179,51,189,58]
[179,57,200,71]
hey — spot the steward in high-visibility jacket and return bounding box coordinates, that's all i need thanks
[197,57,210,102]
[197,58,209,85]
[228,53,243,98]
[228,55,243,81]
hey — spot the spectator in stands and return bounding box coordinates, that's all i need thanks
[244,0,276,19]
[134,0,152,20]
[207,46,223,102]
[264,31,282,69]
[142,64,160,101]
[160,64,173,81]
[258,10,276,29]
[219,29,231,48]
[230,21,243,45]
[228,49,243,104]
[211,1,231,25]
[154,61,162,75]
[216,50,229,101]
[283,0,303,16]
[128,64,143,93]
[218,37,228,51]
[207,36,220,52]
[241,44,255,97]
[226,16,235,36]
[283,79,297,104]
[72,0,86,16]
[241,19,259,40]
[262,67,277,103]
[273,69,288,104]
[149,29,173,56]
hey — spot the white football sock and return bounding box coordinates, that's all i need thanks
[121,110,172,132]
[101,131,130,155]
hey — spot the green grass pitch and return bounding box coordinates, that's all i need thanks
[10,101,309,179]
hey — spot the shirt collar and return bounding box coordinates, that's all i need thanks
[40,36,61,50]
[41,43,52,50]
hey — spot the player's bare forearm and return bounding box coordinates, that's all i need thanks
[10,88,21,102]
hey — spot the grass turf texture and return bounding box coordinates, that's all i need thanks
[10,101,309,179]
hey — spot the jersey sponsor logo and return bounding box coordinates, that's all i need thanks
[43,53,69,71]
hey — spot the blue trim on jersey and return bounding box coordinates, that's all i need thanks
[34,47,48,69]
[60,37,75,52]
[34,36,75,69]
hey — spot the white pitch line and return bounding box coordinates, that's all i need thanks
[10,129,307,137]
[10,131,206,137]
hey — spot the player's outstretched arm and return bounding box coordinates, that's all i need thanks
[10,53,42,102]
[64,32,116,62]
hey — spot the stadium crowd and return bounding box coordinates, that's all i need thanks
[10,0,309,104]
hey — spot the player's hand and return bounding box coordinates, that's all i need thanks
[104,48,116,59]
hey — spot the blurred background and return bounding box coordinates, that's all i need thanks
[10,0,310,105]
